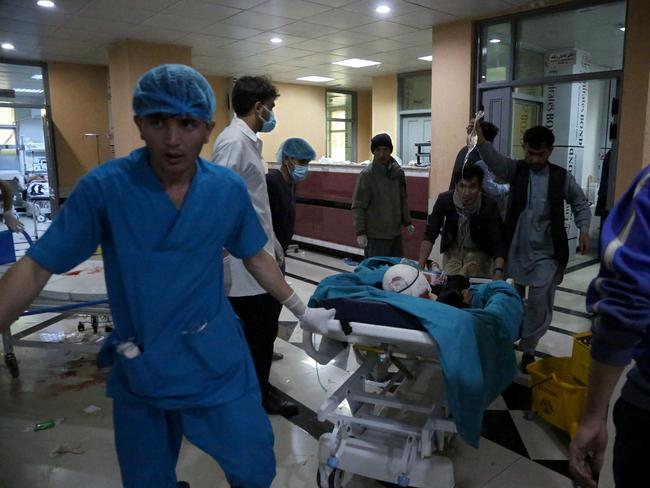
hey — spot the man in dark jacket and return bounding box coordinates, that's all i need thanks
[352,133,414,257]
[267,138,316,255]
[418,163,506,279]
[480,126,591,372]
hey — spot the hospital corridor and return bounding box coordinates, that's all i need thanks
[1,1,649,488]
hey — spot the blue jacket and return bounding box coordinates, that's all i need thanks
[587,165,650,411]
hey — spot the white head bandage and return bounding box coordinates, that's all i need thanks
[382,264,431,298]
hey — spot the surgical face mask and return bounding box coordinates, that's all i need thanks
[258,105,276,133]
[290,164,309,181]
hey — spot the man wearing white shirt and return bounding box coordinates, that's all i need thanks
[212,76,298,417]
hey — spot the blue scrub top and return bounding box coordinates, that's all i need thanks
[28,147,267,408]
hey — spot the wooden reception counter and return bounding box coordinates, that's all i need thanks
[268,162,430,260]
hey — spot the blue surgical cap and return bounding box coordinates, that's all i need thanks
[132,64,215,122]
[276,138,316,162]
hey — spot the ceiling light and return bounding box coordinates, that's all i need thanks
[1,43,15,50]
[31,74,43,80]
[489,38,501,44]
[619,26,625,32]
[376,5,391,14]
[37,0,56,7]
[297,76,334,83]
[418,55,432,62]
[332,58,381,68]
[13,88,44,93]
[270,37,282,44]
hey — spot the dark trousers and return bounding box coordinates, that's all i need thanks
[365,236,404,258]
[229,294,282,398]
[613,397,650,487]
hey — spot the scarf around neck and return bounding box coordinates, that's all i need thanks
[453,190,482,249]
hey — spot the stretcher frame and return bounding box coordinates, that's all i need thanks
[0,233,110,377]
[304,324,456,488]
[305,277,505,488]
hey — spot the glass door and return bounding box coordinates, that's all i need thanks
[0,61,54,236]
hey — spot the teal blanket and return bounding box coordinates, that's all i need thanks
[309,257,523,447]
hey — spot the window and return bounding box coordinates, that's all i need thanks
[479,1,626,83]
[480,22,511,83]
[0,63,46,106]
[326,91,355,162]
[400,73,431,111]
[477,1,624,266]
[515,1,626,79]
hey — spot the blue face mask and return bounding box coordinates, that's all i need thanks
[289,164,309,181]
[258,105,276,133]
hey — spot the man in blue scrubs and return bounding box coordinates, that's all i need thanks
[0,64,336,488]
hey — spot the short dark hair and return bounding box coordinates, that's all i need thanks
[231,76,279,116]
[480,121,499,143]
[523,126,555,149]
[453,162,484,186]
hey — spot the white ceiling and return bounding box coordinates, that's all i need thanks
[0,0,542,89]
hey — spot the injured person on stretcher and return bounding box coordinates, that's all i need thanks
[299,257,524,488]
[381,262,474,308]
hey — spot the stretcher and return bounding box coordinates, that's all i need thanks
[0,230,109,377]
[303,267,522,488]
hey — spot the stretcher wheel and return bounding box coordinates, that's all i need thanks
[4,353,19,378]
[316,467,343,488]
[78,321,85,332]
[36,215,46,223]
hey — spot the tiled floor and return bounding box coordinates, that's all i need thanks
[0,235,622,488]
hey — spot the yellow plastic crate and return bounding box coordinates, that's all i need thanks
[571,332,592,385]
[528,357,587,438]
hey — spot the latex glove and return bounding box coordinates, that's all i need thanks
[356,234,368,248]
[406,224,415,235]
[272,235,285,267]
[299,307,338,336]
[223,254,232,296]
[3,211,24,233]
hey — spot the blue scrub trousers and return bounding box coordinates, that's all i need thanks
[113,389,275,488]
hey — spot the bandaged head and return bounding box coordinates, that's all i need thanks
[382,264,431,298]
[133,64,216,122]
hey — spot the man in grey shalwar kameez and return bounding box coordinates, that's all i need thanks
[477,125,591,372]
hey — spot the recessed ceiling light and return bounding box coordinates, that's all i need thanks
[31,74,43,80]
[619,26,625,32]
[1,43,15,50]
[376,5,391,14]
[418,55,432,62]
[13,88,44,93]
[332,58,381,68]
[489,38,501,44]
[270,37,282,44]
[297,76,335,83]
[37,0,55,7]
